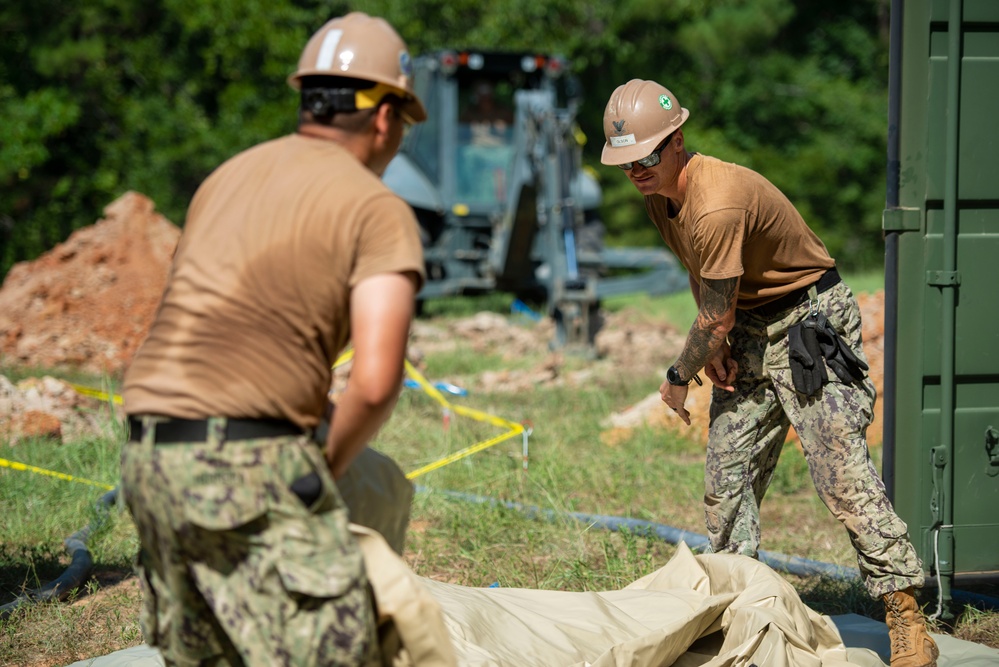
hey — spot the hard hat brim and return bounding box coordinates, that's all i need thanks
[401,96,427,123]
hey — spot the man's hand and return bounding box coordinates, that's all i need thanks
[705,341,738,392]
[659,380,692,425]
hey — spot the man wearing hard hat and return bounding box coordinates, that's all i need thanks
[120,13,426,665]
[601,79,938,667]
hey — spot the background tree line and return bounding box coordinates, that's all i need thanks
[0,0,891,282]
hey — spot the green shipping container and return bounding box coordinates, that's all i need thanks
[883,0,999,617]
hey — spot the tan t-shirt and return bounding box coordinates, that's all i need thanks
[123,134,426,429]
[645,154,834,309]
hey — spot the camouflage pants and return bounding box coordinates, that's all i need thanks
[705,281,924,598]
[120,418,379,666]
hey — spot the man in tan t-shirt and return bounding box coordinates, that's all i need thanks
[601,79,937,667]
[120,13,427,666]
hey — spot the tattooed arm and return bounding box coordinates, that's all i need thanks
[674,276,738,381]
[660,275,739,424]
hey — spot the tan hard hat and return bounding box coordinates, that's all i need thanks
[288,12,427,123]
[601,80,689,165]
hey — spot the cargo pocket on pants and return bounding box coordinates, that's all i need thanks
[272,513,375,665]
[274,509,365,600]
[876,513,909,540]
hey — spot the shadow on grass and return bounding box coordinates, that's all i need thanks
[0,543,67,606]
[792,575,884,620]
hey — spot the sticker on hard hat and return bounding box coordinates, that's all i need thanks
[609,134,637,147]
[316,29,344,71]
[399,51,412,77]
[659,94,672,110]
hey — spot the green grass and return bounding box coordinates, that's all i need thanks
[0,361,122,389]
[604,289,697,332]
[421,348,536,378]
[0,417,141,666]
[841,269,885,296]
[2,283,996,665]
[418,291,517,318]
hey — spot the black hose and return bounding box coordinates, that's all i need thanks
[0,488,118,620]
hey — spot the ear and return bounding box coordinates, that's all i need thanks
[373,102,395,139]
[673,129,684,150]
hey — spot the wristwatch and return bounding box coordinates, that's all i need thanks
[666,365,689,386]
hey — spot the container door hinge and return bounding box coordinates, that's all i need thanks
[882,207,921,232]
[927,270,961,287]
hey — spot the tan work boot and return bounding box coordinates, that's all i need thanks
[882,588,939,667]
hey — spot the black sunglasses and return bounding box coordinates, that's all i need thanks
[617,135,673,171]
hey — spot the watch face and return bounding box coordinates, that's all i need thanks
[668,366,681,385]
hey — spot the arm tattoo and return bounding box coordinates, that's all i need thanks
[676,277,738,379]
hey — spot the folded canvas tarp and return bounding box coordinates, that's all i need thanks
[71,527,999,667]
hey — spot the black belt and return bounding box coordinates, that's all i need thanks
[128,416,304,444]
[752,267,841,319]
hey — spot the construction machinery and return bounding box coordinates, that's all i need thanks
[382,50,687,348]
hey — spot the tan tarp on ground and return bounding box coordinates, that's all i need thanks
[71,528,999,667]
[360,528,884,667]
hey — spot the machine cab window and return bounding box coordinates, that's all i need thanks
[456,77,516,205]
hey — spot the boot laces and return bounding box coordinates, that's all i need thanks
[886,594,913,654]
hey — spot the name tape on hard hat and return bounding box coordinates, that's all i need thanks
[609,134,636,147]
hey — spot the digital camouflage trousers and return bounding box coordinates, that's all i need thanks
[120,418,379,666]
[705,281,925,598]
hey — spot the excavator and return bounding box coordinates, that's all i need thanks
[383,50,687,348]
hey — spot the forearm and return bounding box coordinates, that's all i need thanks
[673,276,738,381]
[675,320,728,380]
[327,385,401,478]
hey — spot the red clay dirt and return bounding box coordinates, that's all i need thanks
[0,191,179,376]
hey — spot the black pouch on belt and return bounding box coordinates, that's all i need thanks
[289,419,328,507]
[290,471,322,507]
[788,318,827,396]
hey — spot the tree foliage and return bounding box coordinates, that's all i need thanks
[0,0,891,280]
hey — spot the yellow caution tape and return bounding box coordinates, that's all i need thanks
[403,361,452,408]
[400,360,525,478]
[25,350,528,488]
[0,457,115,491]
[70,383,122,405]
[336,351,528,478]
[405,424,523,479]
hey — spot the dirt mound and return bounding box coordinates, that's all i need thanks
[0,192,179,376]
